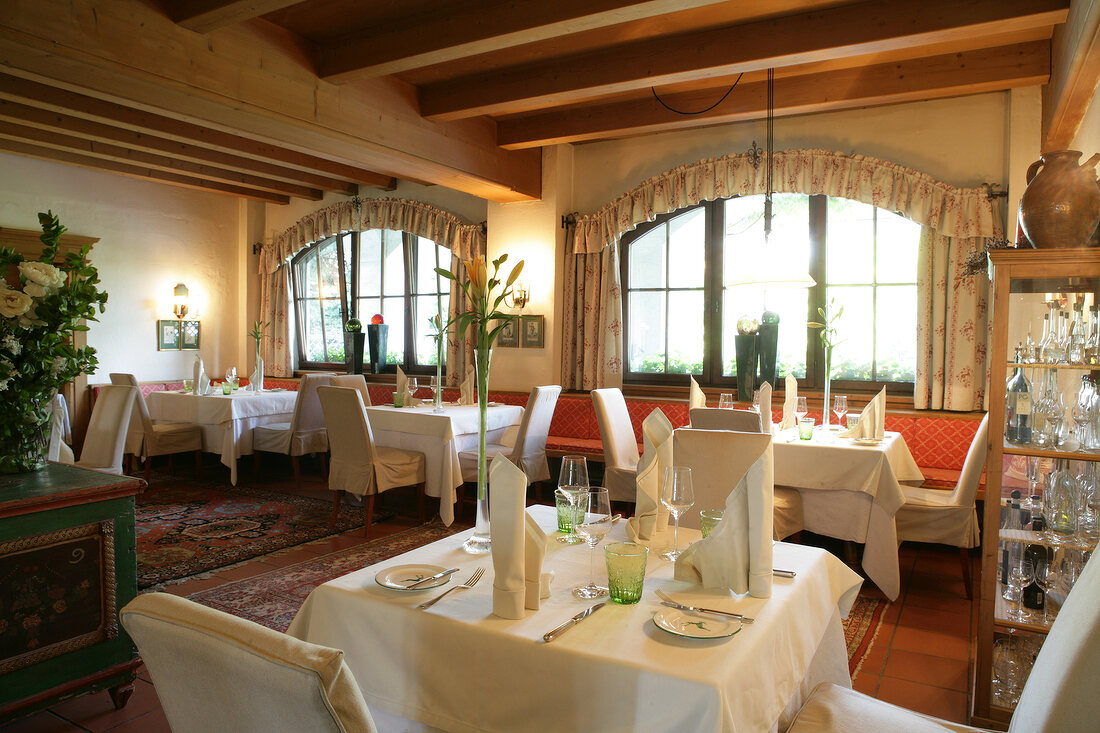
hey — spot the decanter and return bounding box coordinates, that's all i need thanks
[1005,347,1032,445]
[1037,312,1055,363]
[1086,305,1100,366]
[1068,305,1087,364]
[1045,459,1078,543]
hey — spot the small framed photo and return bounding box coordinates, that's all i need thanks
[180,320,201,350]
[497,319,519,347]
[520,315,545,349]
[157,320,181,351]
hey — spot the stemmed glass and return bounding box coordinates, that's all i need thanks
[1006,560,1034,621]
[225,366,238,390]
[718,393,735,409]
[1033,549,1060,625]
[430,375,444,413]
[407,376,419,399]
[832,395,848,432]
[659,466,695,561]
[557,456,588,545]
[572,487,612,599]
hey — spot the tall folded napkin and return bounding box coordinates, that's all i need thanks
[490,457,529,619]
[757,381,773,434]
[459,365,475,405]
[779,375,798,430]
[524,513,553,609]
[838,387,886,439]
[674,434,774,598]
[396,366,421,407]
[627,408,674,542]
[689,375,706,409]
[193,354,209,395]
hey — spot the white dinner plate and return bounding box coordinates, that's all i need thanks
[652,608,742,639]
[849,437,883,446]
[375,564,451,591]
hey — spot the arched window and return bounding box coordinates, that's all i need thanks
[620,194,919,389]
[291,230,451,373]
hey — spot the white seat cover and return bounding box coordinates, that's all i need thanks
[591,387,640,502]
[254,373,332,456]
[76,385,138,475]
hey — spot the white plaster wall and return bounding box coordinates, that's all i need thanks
[0,152,246,382]
[1071,85,1100,170]
[1007,87,1043,238]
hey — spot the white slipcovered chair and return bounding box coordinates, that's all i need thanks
[458,385,561,490]
[318,386,426,536]
[110,373,203,480]
[75,385,138,476]
[591,388,640,503]
[789,548,1100,733]
[330,374,372,406]
[894,412,989,598]
[253,373,332,487]
[120,592,379,733]
[689,406,765,432]
[48,392,74,464]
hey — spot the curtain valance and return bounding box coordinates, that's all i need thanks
[571,149,1000,253]
[260,197,485,274]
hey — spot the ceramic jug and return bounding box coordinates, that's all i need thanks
[1018,150,1100,249]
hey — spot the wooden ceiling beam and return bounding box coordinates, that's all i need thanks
[0,119,324,199]
[1042,0,1100,151]
[0,138,290,204]
[499,41,1051,148]
[167,0,307,34]
[421,0,1069,120]
[318,0,730,82]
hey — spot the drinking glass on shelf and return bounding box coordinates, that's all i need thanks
[659,466,695,561]
[832,395,848,431]
[718,393,735,409]
[1007,560,1034,621]
[572,487,612,600]
[556,456,588,545]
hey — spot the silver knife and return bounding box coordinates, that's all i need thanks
[406,567,459,589]
[543,602,606,642]
[773,568,797,578]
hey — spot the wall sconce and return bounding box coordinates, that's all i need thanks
[172,282,189,319]
[506,281,530,309]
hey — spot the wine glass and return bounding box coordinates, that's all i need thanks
[832,395,848,432]
[1007,560,1034,620]
[718,393,734,409]
[573,487,612,599]
[407,376,419,398]
[795,396,808,421]
[225,366,237,383]
[660,466,695,561]
[557,456,588,545]
[1033,549,1060,625]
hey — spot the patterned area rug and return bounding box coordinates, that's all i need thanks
[187,522,464,631]
[844,596,889,675]
[137,478,365,589]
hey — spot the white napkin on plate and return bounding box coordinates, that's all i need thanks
[674,436,774,597]
[490,456,531,619]
[838,387,886,439]
[459,365,475,405]
[524,513,553,610]
[757,381,773,434]
[689,375,706,409]
[779,375,797,430]
[627,409,674,542]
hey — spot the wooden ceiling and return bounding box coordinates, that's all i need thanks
[0,0,1094,204]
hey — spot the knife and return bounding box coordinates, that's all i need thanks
[543,602,606,642]
[406,567,459,589]
[772,568,797,578]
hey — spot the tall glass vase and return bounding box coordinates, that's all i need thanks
[253,342,265,392]
[462,344,493,554]
[822,347,832,429]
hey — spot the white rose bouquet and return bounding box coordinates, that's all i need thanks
[0,211,108,473]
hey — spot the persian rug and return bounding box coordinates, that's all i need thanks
[844,596,889,675]
[186,521,464,631]
[136,478,366,589]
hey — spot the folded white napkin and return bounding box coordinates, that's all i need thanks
[779,375,797,430]
[689,375,706,409]
[396,366,421,407]
[757,381,773,434]
[194,356,209,396]
[838,387,886,439]
[459,365,475,405]
[490,456,529,619]
[627,409,674,542]
[524,513,553,610]
[674,436,774,597]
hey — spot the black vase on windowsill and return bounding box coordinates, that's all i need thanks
[344,332,365,375]
[735,333,757,401]
[367,324,388,374]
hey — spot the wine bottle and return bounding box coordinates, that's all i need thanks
[1005,348,1032,444]
[1022,543,1048,610]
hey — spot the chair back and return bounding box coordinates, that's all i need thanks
[330,374,371,406]
[508,385,561,482]
[288,373,333,453]
[120,592,378,733]
[689,407,764,432]
[109,373,150,455]
[672,428,773,531]
[1009,551,1100,732]
[591,388,640,470]
[77,385,137,474]
[951,412,990,507]
[48,393,71,462]
[318,385,378,495]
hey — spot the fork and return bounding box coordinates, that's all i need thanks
[655,589,755,623]
[417,567,484,609]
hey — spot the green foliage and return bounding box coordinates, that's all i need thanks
[248,320,269,342]
[632,352,703,375]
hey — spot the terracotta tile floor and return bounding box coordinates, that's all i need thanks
[2,460,980,731]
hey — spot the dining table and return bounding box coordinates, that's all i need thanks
[287,504,863,733]
[363,402,524,526]
[771,427,924,601]
[145,388,298,484]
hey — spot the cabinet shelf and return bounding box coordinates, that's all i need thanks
[997,527,1098,552]
[993,584,1053,633]
[1006,362,1097,370]
[1000,441,1100,462]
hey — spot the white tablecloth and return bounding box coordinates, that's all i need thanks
[364,403,524,526]
[147,390,297,484]
[773,429,924,600]
[288,505,863,733]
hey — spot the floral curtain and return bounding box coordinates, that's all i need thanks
[446,250,478,387]
[259,266,291,376]
[258,197,486,376]
[560,220,623,390]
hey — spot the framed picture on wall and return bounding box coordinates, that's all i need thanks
[180,320,201,350]
[520,315,545,348]
[157,320,180,350]
[497,319,519,347]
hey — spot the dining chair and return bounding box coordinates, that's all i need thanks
[591,387,640,503]
[120,592,379,733]
[788,548,1100,733]
[75,385,138,476]
[893,412,989,599]
[458,385,561,495]
[318,385,426,535]
[253,373,333,488]
[110,373,203,480]
[330,374,372,406]
[689,407,765,432]
[48,392,74,464]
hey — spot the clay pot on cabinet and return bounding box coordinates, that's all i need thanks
[1018,150,1100,249]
